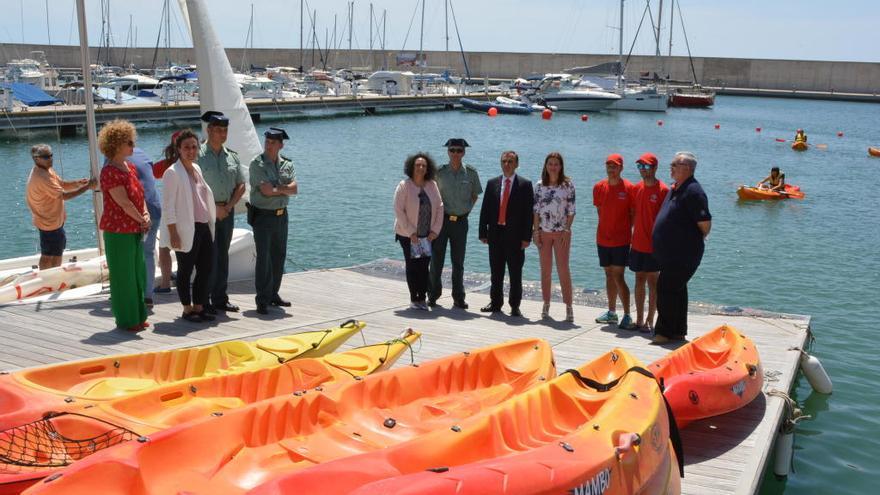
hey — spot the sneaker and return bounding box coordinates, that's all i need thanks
[618,314,635,329]
[565,305,574,323]
[409,302,422,310]
[595,310,618,324]
[153,287,172,294]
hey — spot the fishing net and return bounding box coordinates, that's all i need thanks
[0,413,139,467]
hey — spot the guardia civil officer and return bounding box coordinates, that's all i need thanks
[428,138,482,309]
[198,111,246,314]
[248,128,297,315]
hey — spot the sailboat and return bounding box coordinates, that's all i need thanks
[607,0,667,112]
[0,0,257,306]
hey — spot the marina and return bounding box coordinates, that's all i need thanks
[0,263,811,495]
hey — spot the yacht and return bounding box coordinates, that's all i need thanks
[531,74,620,112]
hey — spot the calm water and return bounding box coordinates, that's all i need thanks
[1,96,877,492]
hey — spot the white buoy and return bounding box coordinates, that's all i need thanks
[800,352,832,394]
[773,429,794,477]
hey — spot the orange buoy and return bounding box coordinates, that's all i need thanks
[581,114,588,122]
[542,108,553,120]
[755,127,762,132]
[657,120,663,126]
[487,107,498,117]
[714,124,720,129]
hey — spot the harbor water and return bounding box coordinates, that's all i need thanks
[1,95,877,493]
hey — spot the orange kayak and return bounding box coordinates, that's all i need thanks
[0,330,420,495]
[27,338,556,495]
[737,184,804,200]
[648,325,762,428]
[0,321,364,435]
[869,147,880,157]
[791,141,808,151]
[250,349,680,495]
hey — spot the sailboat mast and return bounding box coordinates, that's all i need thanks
[418,0,426,79]
[75,0,104,253]
[655,0,664,80]
[382,10,387,70]
[369,3,374,69]
[299,0,304,70]
[348,2,353,69]
[667,0,674,57]
[617,0,624,90]
[445,0,449,70]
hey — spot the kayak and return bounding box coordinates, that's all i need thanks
[0,320,364,432]
[459,97,533,115]
[791,141,808,151]
[869,147,880,157]
[648,325,762,428]
[0,329,419,495]
[250,349,680,495]
[736,184,805,200]
[27,338,556,495]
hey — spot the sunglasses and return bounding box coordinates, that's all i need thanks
[448,148,464,153]
[37,154,53,159]
[636,163,655,170]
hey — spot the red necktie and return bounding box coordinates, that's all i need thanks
[498,177,511,225]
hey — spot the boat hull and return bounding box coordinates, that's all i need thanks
[868,147,880,157]
[609,91,668,112]
[459,97,532,115]
[539,93,620,112]
[791,141,808,151]
[737,185,804,200]
[668,93,714,108]
[648,325,763,428]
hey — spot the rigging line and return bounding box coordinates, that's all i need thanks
[400,0,421,52]
[448,0,470,80]
[624,1,651,70]
[675,0,698,82]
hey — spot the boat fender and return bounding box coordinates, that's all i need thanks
[796,349,832,394]
[768,389,811,478]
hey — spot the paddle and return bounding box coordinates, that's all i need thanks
[776,138,827,149]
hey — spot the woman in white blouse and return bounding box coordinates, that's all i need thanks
[532,152,576,322]
[160,129,216,323]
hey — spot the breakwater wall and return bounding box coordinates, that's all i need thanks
[3,43,878,94]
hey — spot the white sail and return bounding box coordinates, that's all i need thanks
[179,0,262,211]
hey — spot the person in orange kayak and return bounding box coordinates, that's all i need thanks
[757,167,786,192]
[794,129,807,143]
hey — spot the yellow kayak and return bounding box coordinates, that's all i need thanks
[0,329,420,494]
[0,320,365,432]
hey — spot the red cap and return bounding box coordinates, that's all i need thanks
[636,152,658,167]
[605,153,624,167]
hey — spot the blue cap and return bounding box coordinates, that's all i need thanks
[444,138,470,148]
[264,127,290,141]
[200,111,229,126]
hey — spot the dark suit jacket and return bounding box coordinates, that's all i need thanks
[479,174,534,244]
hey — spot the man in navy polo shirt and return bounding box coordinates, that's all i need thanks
[651,151,712,344]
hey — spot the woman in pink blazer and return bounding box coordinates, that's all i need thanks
[393,152,444,310]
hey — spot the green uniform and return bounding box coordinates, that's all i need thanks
[248,153,296,306]
[429,163,482,304]
[199,143,245,306]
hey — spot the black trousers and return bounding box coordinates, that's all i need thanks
[429,215,469,303]
[488,229,525,309]
[253,210,288,306]
[654,264,698,338]
[210,214,235,305]
[175,222,214,307]
[397,235,431,303]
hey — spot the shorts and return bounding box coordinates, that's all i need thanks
[39,226,66,256]
[597,244,629,267]
[629,249,660,272]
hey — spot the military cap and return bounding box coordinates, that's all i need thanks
[264,127,290,141]
[200,111,229,126]
[443,138,470,148]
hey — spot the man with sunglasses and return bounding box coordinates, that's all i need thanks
[651,151,712,344]
[428,138,483,309]
[628,153,669,332]
[25,144,95,270]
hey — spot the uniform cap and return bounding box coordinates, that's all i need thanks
[605,153,624,167]
[443,138,470,148]
[264,127,290,141]
[200,111,229,126]
[636,152,658,167]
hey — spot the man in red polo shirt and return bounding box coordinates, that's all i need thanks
[628,152,669,332]
[593,153,634,328]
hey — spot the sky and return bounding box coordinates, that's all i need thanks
[1,0,877,63]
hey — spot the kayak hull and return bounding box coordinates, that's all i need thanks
[868,147,880,157]
[250,350,679,495]
[736,185,804,200]
[791,141,808,151]
[649,325,763,428]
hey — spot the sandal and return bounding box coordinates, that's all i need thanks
[182,311,203,323]
[124,325,145,332]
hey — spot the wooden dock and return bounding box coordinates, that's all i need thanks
[0,264,810,495]
[0,93,502,133]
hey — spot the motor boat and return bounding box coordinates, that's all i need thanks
[532,74,620,112]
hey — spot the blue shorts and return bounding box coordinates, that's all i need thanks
[39,226,66,256]
[629,249,660,273]
[597,244,629,267]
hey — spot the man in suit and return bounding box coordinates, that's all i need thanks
[478,151,534,317]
